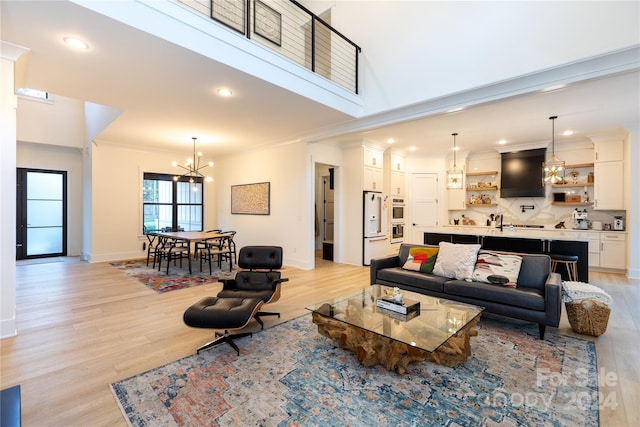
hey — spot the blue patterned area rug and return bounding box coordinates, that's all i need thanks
[111,315,598,426]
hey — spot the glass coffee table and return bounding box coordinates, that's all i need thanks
[306,285,484,374]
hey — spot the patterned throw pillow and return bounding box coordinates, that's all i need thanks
[432,242,481,280]
[402,247,439,273]
[471,250,523,287]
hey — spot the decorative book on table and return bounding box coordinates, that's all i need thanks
[376,297,420,315]
[376,305,420,321]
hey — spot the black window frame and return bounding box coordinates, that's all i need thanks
[142,172,204,234]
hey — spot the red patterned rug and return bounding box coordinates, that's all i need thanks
[110,259,236,293]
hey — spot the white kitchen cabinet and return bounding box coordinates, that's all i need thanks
[594,140,623,162]
[587,233,600,267]
[363,146,383,169]
[447,188,466,210]
[390,170,405,196]
[363,146,384,191]
[363,165,383,191]
[390,153,404,173]
[593,161,624,210]
[599,232,626,270]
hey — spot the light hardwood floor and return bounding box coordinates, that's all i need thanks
[1,257,638,426]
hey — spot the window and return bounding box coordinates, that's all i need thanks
[143,173,203,233]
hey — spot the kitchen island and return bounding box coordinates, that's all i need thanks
[423,226,590,282]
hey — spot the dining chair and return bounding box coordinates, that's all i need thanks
[194,229,222,258]
[157,238,190,274]
[147,234,166,268]
[219,231,237,268]
[199,235,233,273]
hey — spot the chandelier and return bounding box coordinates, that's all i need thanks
[172,137,213,191]
[543,116,565,184]
[446,133,464,189]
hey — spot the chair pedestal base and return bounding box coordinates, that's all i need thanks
[196,330,253,355]
[256,311,280,324]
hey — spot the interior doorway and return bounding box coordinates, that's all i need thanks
[409,173,438,243]
[16,168,68,259]
[315,163,336,262]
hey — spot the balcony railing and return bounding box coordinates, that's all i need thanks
[180,0,362,93]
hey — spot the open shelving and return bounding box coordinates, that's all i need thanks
[551,201,594,206]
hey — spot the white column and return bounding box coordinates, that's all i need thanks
[626,127,639,279]
[1,41,29,338]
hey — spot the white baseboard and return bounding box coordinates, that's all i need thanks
[1,318,17,339]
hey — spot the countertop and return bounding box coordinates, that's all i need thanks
[425,225,627,242]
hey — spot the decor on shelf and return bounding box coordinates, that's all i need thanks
[231,182,270,215]
[446,132,464,189]
[543,116,565,184]
[172,137,213,192]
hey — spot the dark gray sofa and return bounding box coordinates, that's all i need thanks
[370,243,562,339]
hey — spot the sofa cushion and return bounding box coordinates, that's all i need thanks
[517,254,552,290]
[471,250,523,287]
[433,242,481,280]
[402,247,439,273]
[444,280,545,311]
[376,267,447,293]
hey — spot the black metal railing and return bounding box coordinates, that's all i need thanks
[180,0,361,94]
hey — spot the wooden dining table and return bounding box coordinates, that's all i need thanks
[153,231,232,274]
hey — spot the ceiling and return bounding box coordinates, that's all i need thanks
[2,1,639,159]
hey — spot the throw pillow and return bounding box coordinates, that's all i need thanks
[420,251,438,274]
[402,247,439,272]
[432,242,481,280]
[472,250,523,287]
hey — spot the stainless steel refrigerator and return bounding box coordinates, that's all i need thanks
[363,191,388,265]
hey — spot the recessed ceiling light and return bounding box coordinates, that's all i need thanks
[217,88,233,97]
[563,130,574,136]
[409,146,417,151]
[64,37,88,49]
[498,139,507,145]
[542,84,567,92]
[387,138,395,144]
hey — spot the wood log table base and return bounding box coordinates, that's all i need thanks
[311,312,480,374]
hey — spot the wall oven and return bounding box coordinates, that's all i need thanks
[391,223,404,244]
[391,197,405,223]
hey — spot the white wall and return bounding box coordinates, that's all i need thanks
[214,142,312,269]
[330,1,640,115]
[89,143,217,262]
[16,95,85,148]
[1,50,20,338]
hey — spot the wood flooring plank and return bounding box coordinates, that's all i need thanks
[2,257,638,426]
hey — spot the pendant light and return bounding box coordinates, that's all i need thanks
[543,116,565,184]
[172,137,214,192]
[447,133,464,189]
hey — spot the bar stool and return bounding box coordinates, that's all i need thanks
[550,254,578,281]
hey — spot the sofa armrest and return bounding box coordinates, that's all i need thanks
[370,255,400,285]
[544,272,562,327]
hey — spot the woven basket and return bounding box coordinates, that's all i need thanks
[565,299,611,336]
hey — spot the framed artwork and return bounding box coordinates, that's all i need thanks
[253,0,281,46]
[211,0,246,35]
[231,182,270,215]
